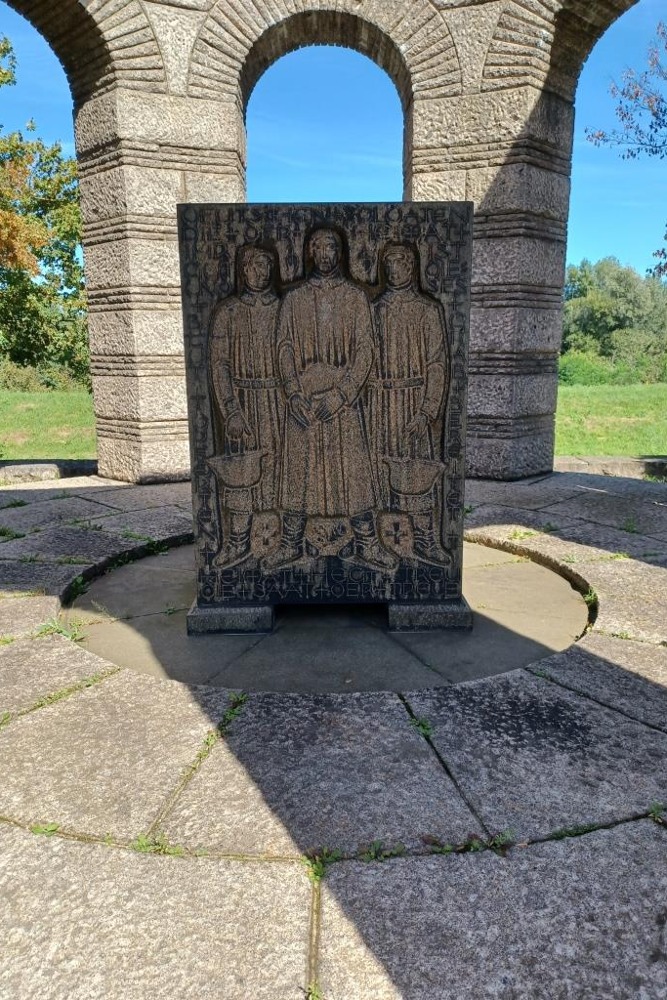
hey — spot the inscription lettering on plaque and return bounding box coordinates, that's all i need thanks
[179,203,473,633]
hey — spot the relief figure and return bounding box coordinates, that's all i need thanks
[369,243,451,566]
[209,245,283,567]
[262,227,396,573]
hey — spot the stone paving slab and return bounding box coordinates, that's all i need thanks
[0,496,120,535]
[0,824,311,1000]
[543,471,667,501]
[463,477,588,511]
[77,481,193,511]
[407,671,667,841]
[0,635,117,716]
[77,505,193,542]
[0,478,123,505]
[76,613,261,686]
[492,521,667,566]
[464,504,582,536]
[529,632,667,733]
[582,559,667,644]
[0,671,230,839]
[318,822,667,1000]
[224,624,444,692]
[0,595,60,638]
[160,692,482,856]
[0,525,137,564]
[0,559,94,598]
[541,490,667,539]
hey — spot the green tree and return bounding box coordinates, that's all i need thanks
[587,21,667,277]
[563,258,667,383]
[0,36,88,384]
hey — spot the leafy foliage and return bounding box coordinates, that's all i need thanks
[561,258,667,384]
[0,36,88,385]
[587,21,667,277]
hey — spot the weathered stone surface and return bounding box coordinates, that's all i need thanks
[160,692,482,855]
[77,506,193,543]
[0,596,60,639]
[182,203,471,627]
[83,482,193,512]
[530,632,667,733]
[0,526,133,564]
[0,824,311,1000]
[0,496,115,534]
[0,671,230,838]
[0,635,115,716]
[319,823,667,999]
[407,670,667,840]
[0,560,94,599]
[541,490,667,539]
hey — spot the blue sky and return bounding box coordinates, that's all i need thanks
[0,0,664,274]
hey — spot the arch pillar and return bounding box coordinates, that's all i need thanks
[410,83,573,478]
[75,88,246,481]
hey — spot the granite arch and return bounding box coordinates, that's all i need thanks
[2,0,642,482]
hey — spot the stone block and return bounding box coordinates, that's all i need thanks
[469,306,563,354]
[467,372,558,419]
[0,596,60,640]
[94,376,187,422]
[466,429,555,480]
[181,202,472,628]
[468,162,570,219]
[88,309,185,357]
[531,632,667,734]
[85,237,180,289]
[472,235,566,288]
[186,601,274,634]
[388,598,472,630]
[75,91,245,156]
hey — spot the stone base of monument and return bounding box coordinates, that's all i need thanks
[187,598,473,634]
[187,602,274,635]
[388,598,473,631]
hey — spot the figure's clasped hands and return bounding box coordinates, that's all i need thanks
[289,392,313,428]
[227,409,255,445]
[405,411,429,440]
[313,387,346,422]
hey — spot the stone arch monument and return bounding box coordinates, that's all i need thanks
[8,0,638,482]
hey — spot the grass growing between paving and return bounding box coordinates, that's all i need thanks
[555,383,667,456]
[0,390,96,460]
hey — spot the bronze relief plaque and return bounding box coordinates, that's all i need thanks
[178,203,473,632]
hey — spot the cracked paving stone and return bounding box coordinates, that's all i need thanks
[0,823,310,1000]
[0,634,116,716]
[0,672,230,839]
[160,691,482,857]
[407,670,667,841]
[319,821,667,1000]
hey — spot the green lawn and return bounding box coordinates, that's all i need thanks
[0,391,96,461]
[1,384,666,462]
[555,383,667,456]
